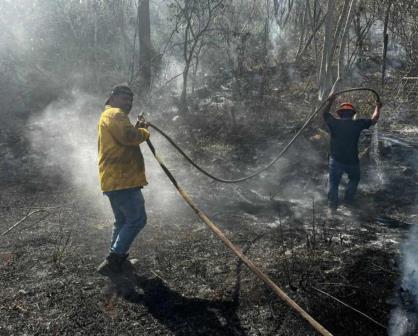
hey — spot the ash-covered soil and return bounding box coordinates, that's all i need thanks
[0,114,416,336]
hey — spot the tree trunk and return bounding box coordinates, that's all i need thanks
[92,1,98,84]
[318,0,356,99]
[381,0,393,88]
[191,40,204,95]
[129,3,139,84]
[181,62,191,110]
[318,0,336,100]
[139,0,152,90]
[296,2,308,58]
[330,0,356,93]
[353,5,363,59]
[259,19,269,99]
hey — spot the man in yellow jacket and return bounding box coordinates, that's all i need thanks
[97,85,150,275]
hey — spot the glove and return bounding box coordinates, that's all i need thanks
[137,120,150,129]
[136,114,150,129]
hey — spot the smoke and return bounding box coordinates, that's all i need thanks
[388,154,418,335]
[400,229,418,308]
[155,56,184,93]
[274,140,325,210]
[388,224,418,336]
[27,89,189,224]
[244,134,325,213]
[268,19,291,61]
[367,19,407,72]
[371,125,386,185]
[140,132,191,219]
[27,90,107,210]
[388,306,417,336]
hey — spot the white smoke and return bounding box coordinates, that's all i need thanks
[388,185,418,335]
[371,124,386,185]
[27,89,188,223]
[268,19,291,61]
[400,228,418,308]
[388,306,417,336]
[156,56,184,93]
[27,89,108,211]
[388,225,418,335]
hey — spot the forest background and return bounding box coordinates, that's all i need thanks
[1,1,418,335]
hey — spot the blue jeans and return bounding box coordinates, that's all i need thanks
[328,157,360,208]
[104,187,147,255]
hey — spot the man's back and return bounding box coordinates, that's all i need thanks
[98,105,149,192]
[321,98,381,210]
[324,113,372,165]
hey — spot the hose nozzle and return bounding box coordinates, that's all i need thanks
[136,113,149,129]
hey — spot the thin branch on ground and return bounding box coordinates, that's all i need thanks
[1,209,50,236]
[151,270,173,288]
[316,283,360,289]
[370,262,396,274]
[312,286,387,329]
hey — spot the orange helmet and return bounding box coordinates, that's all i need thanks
[336,102,356,117]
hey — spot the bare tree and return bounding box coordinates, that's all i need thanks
[172,0,224,111]
[318,0,357,100]
[351,3,375,67]
[274,0,295,28]
[381,0,393,88]
[295,0,326,63]
[138,0,152,90]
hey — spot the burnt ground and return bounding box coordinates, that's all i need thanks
[0,113,417,336]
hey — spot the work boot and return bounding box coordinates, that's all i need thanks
[121,254,140,273]
[97,252,124,276]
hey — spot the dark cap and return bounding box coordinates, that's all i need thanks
[105,84,133,105]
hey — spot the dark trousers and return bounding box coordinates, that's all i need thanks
[328,157,360,208]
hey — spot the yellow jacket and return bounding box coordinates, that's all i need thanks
[98,105,150,192]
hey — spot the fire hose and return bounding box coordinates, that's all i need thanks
[144,88,380,335]
[147,88,380,183]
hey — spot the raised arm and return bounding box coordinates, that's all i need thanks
[371,101,382,125]
[322,94,336,120]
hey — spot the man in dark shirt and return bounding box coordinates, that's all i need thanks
[323,98,382,211]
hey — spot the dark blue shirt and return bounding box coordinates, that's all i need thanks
[324,112,372,165]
